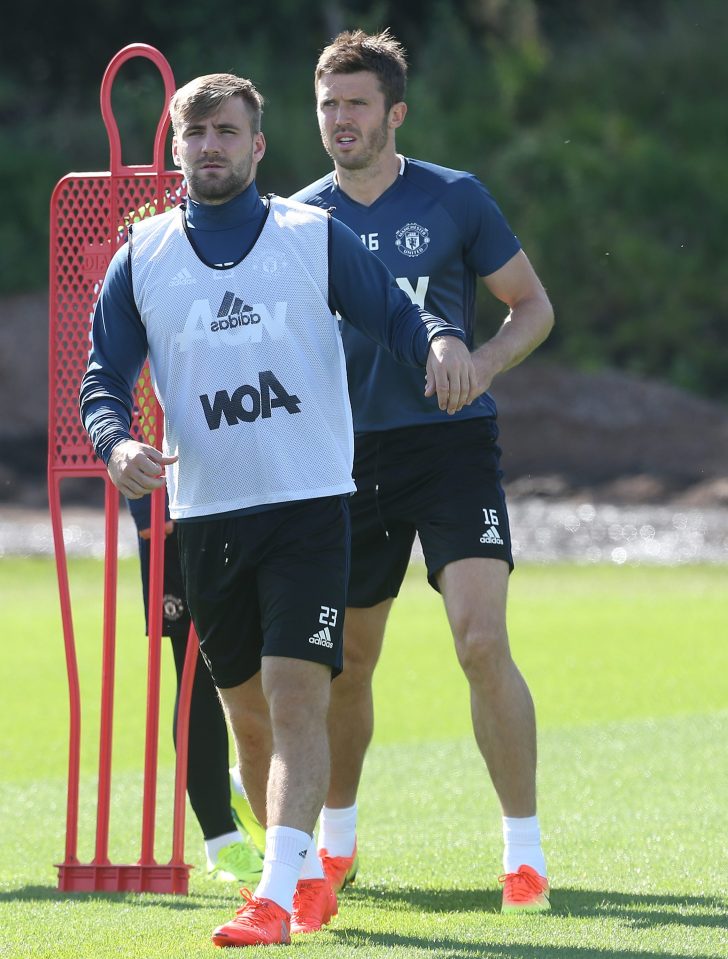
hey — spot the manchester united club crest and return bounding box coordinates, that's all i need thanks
[395,222,430,257]
[163,593,185,621]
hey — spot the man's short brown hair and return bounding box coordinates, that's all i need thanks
[170,73,264,134]
[315,29,407,111]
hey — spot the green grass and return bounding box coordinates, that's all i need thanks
[1,558,727,958]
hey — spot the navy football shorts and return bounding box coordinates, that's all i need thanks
[177,495,349,688]
[348,418,513,607]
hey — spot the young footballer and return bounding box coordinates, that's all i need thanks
[80,71,476,947]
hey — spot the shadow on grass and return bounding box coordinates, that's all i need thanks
[341,884,727,928]
[550,887,728,928]
[330,927,721,959]
[0,883,232,908]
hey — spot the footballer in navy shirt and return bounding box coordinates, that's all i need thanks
[291,29,555,910]
[294,157,520,432]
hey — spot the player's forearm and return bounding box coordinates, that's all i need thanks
[82,399,133,465]
[333,269,446,367]
[419,311,466,362]
[473,292,554,392]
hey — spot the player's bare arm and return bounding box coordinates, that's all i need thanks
[424,335,478,414]
[107,439,178,499]
[474,249,555,394]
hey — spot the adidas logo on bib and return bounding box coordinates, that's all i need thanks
[169,267,196,286]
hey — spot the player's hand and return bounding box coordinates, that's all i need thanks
[424,336,479,414]
[138,521,175,540]
[107,440,178,499]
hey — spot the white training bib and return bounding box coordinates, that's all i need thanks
[130,197,354,518]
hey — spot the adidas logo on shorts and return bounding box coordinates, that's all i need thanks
[480,525,504,546]
[308,626,334,649]
[480,508,504,546]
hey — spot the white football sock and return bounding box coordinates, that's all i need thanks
[298,837,325,880]
[255,825,310,913]
[317,803,357,857]
[229,764,245,797]
[205,829,245,869]
[502,815,547,876]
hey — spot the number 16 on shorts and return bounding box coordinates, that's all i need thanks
[480,507,504,546]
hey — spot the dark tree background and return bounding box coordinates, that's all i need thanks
[2,0,726,400]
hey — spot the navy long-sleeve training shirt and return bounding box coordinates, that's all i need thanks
[80,181,465,465]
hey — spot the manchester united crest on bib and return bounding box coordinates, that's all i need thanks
[395,222,430,257]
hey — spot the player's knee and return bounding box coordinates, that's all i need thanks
[235,709,271,751]
[226,713,270,770]
[335,646,378,690]
[268,679,331,734]
[341,629,384,682]
[453,620,510,682]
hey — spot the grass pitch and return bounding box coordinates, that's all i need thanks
[0,558,726,958]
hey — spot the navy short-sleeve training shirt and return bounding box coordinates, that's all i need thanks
[292,158,521,432]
